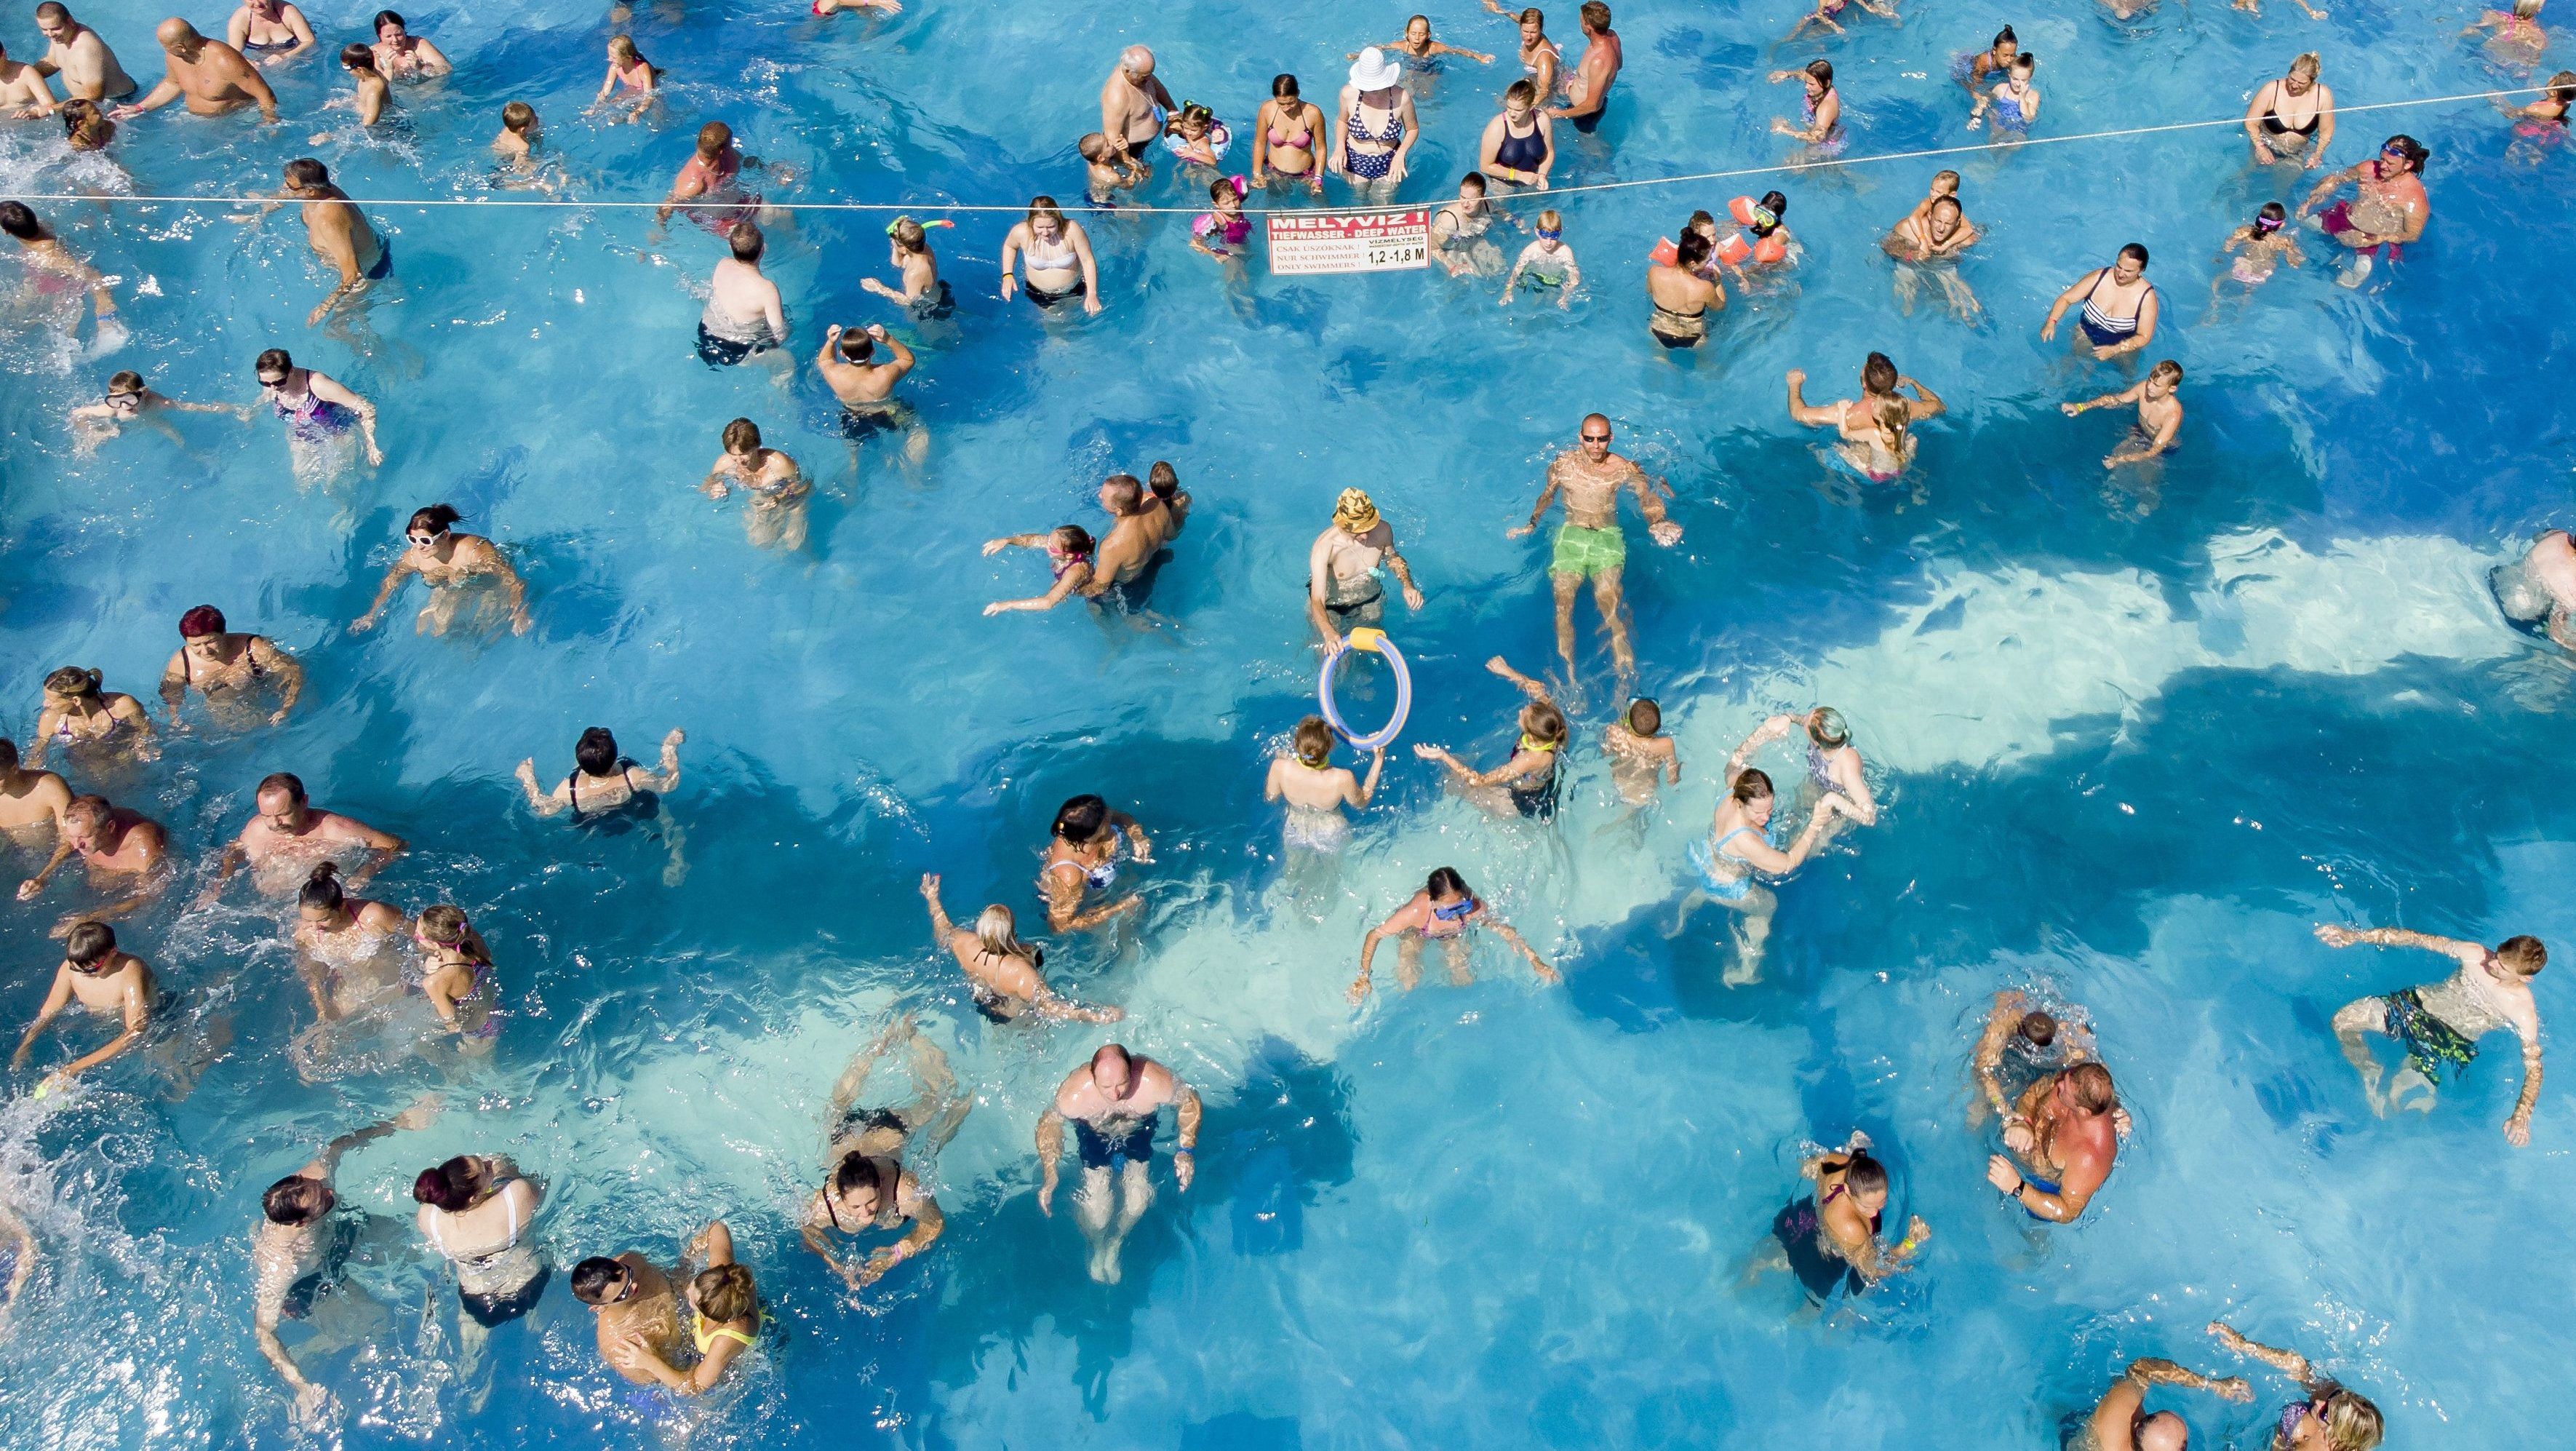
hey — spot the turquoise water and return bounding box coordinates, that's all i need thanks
[4,0,2574,1445]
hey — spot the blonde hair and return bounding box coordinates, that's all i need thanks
[975,905,1034,963]
[2316,1389,2384,1451]
[692,1263,757,1324]
[2290,52,2321,79]
[1536,208,1563,231]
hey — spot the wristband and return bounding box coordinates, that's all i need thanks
[2001,1174,2025,1198]
[1894,1234,1919,1255]
[1173,1147,1195,1158]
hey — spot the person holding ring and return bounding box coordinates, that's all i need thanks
[1306,489,1424,652]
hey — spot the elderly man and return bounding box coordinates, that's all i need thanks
[1035,1043,1202,1284]
[112,17,276,122]
[1098,45,1176,175]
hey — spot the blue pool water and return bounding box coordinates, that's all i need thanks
[4,0,2575,1445]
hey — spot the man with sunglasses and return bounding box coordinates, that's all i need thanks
[252,1097,438,1426]
[570,1249,683,1383]
[1507,413,1679,695]
[199,772,404,905]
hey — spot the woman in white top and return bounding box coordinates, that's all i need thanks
[413,1153,546,1368]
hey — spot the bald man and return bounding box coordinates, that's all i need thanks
[112,17,276,122]
[1034,1043,1201,1284]
[1098,45,1175,173]
[2089,1356,2252,1451]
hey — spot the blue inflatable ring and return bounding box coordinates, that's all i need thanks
[1318,628,1411,751]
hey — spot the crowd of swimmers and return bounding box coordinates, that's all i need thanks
[5,1,2574,1442]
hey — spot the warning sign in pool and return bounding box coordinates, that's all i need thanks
[1265,209,1432,276]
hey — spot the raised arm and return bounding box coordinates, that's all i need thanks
[1484,655,1554,704]
[2207,1321,2324,1390]
[641,728,684,791]
[1345,750,1385,808]
[1783,369,1841,426]
[514,758,570,815]
[2312,923,2488,970]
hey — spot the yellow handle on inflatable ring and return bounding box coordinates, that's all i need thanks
[1346,627,1387,654]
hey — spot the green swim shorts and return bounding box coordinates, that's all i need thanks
[1551,524,1627,579]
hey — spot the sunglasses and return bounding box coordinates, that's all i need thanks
[257,374,287,386]
[408,533,437,544]
[1581,432,1611,442]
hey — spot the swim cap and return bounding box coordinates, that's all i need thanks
[1334,488,1380,533]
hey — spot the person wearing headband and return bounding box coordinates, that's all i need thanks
[2212,203,2303,311]
[861,215,952,313]
[1307,488,1424,651]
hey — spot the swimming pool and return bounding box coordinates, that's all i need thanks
[4,0,2573,1444]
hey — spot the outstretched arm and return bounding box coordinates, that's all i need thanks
[1482,913,1559,985]
[351,558,415,632]
[2207,1321,2324,1390]
[2312,923,2487,971]
[1485,655,1554,704]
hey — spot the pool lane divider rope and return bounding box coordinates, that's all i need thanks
[1,85,2551,217]
[1320,629,1411,751]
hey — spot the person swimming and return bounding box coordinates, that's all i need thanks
[1350,865,1557,1001]
[802,1014,969,1288]
[922,874,1122,1023]
[1414,656,1568,820]
[1756,1136,1928,1303]
[1265,715,1384,853]
[2205,1322,2386,1451]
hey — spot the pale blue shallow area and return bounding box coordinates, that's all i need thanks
[3,0,2575,1447]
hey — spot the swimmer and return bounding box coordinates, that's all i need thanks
[1953,25,2018,98]
[2318,921,2544,1142]
[1190,176,1252,261]
[1000,197,1102,316]
[1508,414,1678,689]
[112,19,277,122]
[1706,192,1795,293]
[68,368,251,450]
[1350,865,1557,1000]
[160,602,308,727]
[1250,75,1330,194]
[351,505,531,637]
[1969,990,2135,1137]
[490,101,542,177]
[1785,354,1944,483]
[2501,70,2574,160]
[1307,488,1425,651]
[328,45,388,134]
[591,36,658,121]
[1760,707,1876,826]
[15,793,168,921]
[1646,230,1723,347]
[1786,0,1898,41]
[982,525,1099,615]
[570,1249,682,1386]
[201,772,405,904]
[1429,172,1504,276]
[1080,132,1148,207]
[1883,187,1982,324]
[59,95,112,148]
[1335,49,1419,198]
[226,0,314,67]
[613,1223,758,1394]
[1034,1043,1203,1284]
[2464,0,2551,65]
[2297,135,2428,287]
[1547,1,1620,132]
[0,1201,29,1320]
[413,1153,546,1374]
[701,418,809,549]
[860,216,950,313]
[1100,45,1176,178]
[1968,52,2039,138]
[696,223,791,371]
[1077,473,1161,600]
[1413,655,1569,821]
[9,920,153,1095]
[1037,794,1150,931]
[1484,4,1563,102]
[1985,1060,2121,1221]
[0,202,123,352]
[2064,360,2185,469]
[2204,1322,2388,1451]
[28,667,156,768]
[2042,245,2159,360]
[1267,716,1384,854]
[802,1014,968,1289]
[2245,54,2336,170]
[251,1099,435,1425]
[292,862,405,1021]
[368,12,449,79]
[658,122,778,235]
[818,322,926,464]
[1750,1135,1929,1304]
[1668,735,1851,985]
[1768,60,1841,150]
[1480,79,1555,190]
[515,727,682,824]
[922,874,1122,1022]
[31,5,139,104]
[815,0,903,14]
[1162,101,1230,172]
[1144,461,1192,549]
[1504,210,1576,306]
[2493,528,2576,648]
[2209,204,2304,311]
[252,347,383,469]
[1602,697,1678,806]
[0,739,73,839]
[2088,1356,2256,1451]
[1363,14,1496,75]
[0,39,60,116]
[413,905,498,1040]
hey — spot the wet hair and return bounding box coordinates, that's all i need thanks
[1271,73,1301,100]
[973,903,1038,970]
[1459,170,1488,195]
[1078,132,1113,162]
[1931,168,1961,192]
[570,1257,627,1303]
[1579,1,1611,31]
[179,603,229,637]
[607,35,644,65]
[1050,523,1096,559]
[341,42,376,70]
[834,1151,885,1198]
[2314,1389,2385,1451]
[2382,134,2428,172]
[2513,0,2541,16]
[2137,1412,2188,1451]
[44,666,103,700]
[727,221,765,263]
[1870,395,1911,450]
[1753,191,1789,235]
[1523,699,1568,746]
[254,348,293,378]
[1686,208,1715,233]
[839,329,876,361]
[411,1163,474,1213]
[2497,934,2548,976]
[2148,359,2184,385]
[1807,707,1850,748]
[2065,1061,2119,1113]
[1026,196,1066,226]
[1536,208,1563,231]
[63,794,113,830]
[574,726,620,776]
[1293,716,1333,767]
[1841,1152,1889,1196]
[2016,1011,2059,1048]
[1627,699,1661,736]
[888,217,928,251]
[0,201,41,240]
[722,417,762,453]
[298,862,348,913]
[2010,52,2036,75]
[1052,794,1112,843]
[374,9,406,32]
[2257,200,2289,226]
[2547,71,2576,108]
[1517,7,1545,29]
[257,772,308,806]
[1731,767,1776,805]
[2289,52,2321,81]
[1862,351,1899,394]
[408,504,460,537]
[1504,78,1537,108]
[502,101,537,133]
[418,904,471,947]
[1427,866,1472,899]
[65,920,115,965]
[695,120,732,156]
[693,1262,757,1324]
[283,157,331,190]
[1102,474,1144,514]
[1407,13,1432,30]
[62,98,113,151]
[264,1173,335,1225]
[2116,242,2150,269]
[1992,24,2018,49]
[1673,229,1712,269]
[1805,58,1834,90]
[105,370,144,396]
[1147,461,1179,501]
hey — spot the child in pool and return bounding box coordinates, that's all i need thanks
[1785,0,1899,41]
[1161,102,1230,170]
[1969,53,2039,135]
[1355,15,1495,68]
[1189,176,1251,261]
[1080,132,1145,207]
[2211,202,2304,308]
[2063,359,2185,470]
[1501,209,1579,309]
